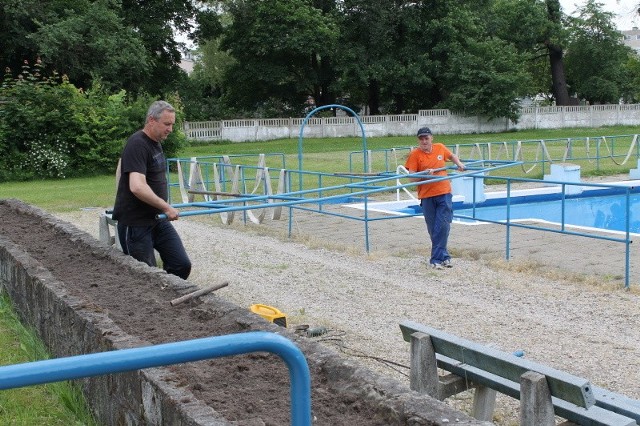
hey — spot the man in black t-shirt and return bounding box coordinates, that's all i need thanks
[112,101,191,279]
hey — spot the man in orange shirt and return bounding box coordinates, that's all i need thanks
[405,127,465,269]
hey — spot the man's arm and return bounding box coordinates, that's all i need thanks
[407,168,436,182]
[129,172,180,220]
[448,154,466,171]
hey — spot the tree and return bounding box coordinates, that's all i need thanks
[0,0,84,76]
[620,54,640,103]
[33,0,150,93]
[544,0,571,105]
[180,38,236,120]
[117,0,200,95]
[488,0,571,105]
[440,37,533,121]
[219,0,339,116]
[401,1,531,120]
[334,0,409,114]
[1,0,202,96]
[564,0,633,104]
[334,0,531,119]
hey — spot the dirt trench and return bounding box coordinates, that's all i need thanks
[0,200,483,426]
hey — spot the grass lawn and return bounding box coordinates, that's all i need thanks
[1,125,639,212]
[0,292,97,425]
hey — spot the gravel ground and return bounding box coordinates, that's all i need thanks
[57,199,640,425]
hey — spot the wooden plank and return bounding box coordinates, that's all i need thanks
[400,321,595,408]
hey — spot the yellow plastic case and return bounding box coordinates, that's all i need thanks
[249,304,287,328]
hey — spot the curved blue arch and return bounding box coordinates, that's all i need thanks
[297,104,368,190]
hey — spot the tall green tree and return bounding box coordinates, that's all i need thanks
[544,0,571,105]
[118,0,198,95]
[33,0,150,93]
[0,0,83,75]
[1,0,203,96]
[440,36,533,121]
[181,38,236,119]
[220,0,339,116]
[564,0,633,104]
[335,0,531,119]
[425,2,532,120]
[334,0,408,114]
[621,54,640,103]
[488,0,571,105]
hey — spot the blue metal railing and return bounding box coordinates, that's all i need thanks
[348,134,640,176]
[0,332,311,426]
[159,156,637,287]
[453,175,635,288]
[298,104,368,190]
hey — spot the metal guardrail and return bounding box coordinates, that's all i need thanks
[163,155,637,287]
[400,321,640,425]
[349,134,640,177]
[0,332,312,426]
[455,175,636,288]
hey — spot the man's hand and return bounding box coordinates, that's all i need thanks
[164,206,180,221]
[130,172,180,220]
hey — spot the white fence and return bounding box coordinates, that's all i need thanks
[183,104,640,143]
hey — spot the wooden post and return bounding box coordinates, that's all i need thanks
[520,371,555,426]
[409,332,439,398]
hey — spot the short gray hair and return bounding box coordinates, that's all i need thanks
[146,100,175,121]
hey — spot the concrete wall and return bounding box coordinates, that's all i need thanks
[184,104,640,143]
[0,205,226,425]
[0,200,490,426]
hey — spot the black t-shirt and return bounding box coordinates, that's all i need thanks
[112,130,167,226]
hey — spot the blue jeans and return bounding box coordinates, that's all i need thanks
[420,193,453,265]
[117,221,192,280]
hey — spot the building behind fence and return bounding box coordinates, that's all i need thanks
[182,104,640,143]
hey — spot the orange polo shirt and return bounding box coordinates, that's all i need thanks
[404,144,453,199]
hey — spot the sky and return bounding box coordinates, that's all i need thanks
[560,0,640,30]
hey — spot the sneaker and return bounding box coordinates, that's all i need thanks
[431,263,444,270]
[442,259,453,268]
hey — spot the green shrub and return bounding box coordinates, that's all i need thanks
[0,61,186,182]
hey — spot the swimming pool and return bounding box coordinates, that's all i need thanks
[348,181,640,234]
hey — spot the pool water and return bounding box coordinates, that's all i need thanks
[357,185,640,234]
[455,189,640,233]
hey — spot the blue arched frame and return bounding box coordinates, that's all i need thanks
[297,104,368,190]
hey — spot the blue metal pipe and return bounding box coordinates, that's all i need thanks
[0,332,311,426]
[298,104,368,191]
[159,162,515,220]
[625,187,631,289]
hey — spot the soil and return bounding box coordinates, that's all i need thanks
[0,203,396,426]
